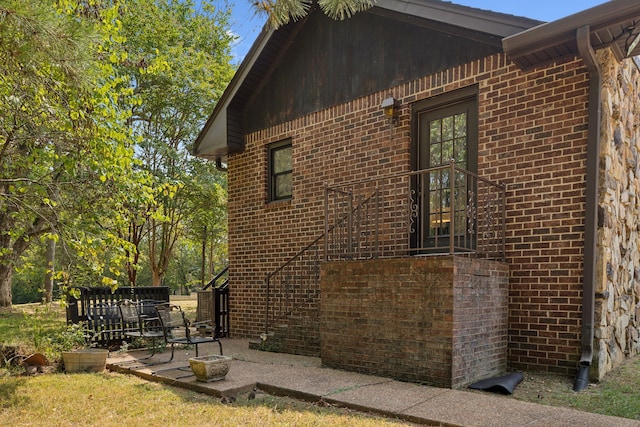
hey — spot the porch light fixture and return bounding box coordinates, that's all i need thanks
[381,96,400,125]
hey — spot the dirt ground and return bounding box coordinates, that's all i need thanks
[509,371,575,402]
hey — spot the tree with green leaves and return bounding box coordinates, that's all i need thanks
[255,0,374,28]
[0,0,137,307]
[185,160,228,287]
[117,0,234,287]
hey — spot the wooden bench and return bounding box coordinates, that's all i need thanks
[66,286,170,347]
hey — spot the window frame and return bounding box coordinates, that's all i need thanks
[267,139,293,203]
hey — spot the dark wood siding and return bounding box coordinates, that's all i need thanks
[243,10,501,133]
[227,107,244,154]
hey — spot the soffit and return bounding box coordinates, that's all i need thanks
[504,0,640,70]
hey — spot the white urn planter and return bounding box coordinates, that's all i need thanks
[62,349,108,373]
[188,355,232,382]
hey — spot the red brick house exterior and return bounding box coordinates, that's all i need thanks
[195,0,640,389]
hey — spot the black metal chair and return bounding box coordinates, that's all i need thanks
[155,303,223,362]
[118,299,165,360]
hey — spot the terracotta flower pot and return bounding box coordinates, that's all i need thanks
[188,355,231,382]
[62,349,108,373]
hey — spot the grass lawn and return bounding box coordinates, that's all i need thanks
[507,359,640,420]
[0,302,414,426]
[0,372,413,426]
[1,301,640,424]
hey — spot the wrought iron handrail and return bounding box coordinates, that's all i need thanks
[264,234,323,334]
[198,266,230,337]
[203,265,229,290]
[325,161,506,260]
[264,162,505,335]
[324,186,379,261]
[263,196,373,334]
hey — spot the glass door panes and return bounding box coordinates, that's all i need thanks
[428,111,468,238]
[416,98,477,250]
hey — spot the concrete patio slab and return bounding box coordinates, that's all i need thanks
[106,339,640,427]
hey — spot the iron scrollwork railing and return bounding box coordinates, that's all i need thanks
[325,162,506,259]
[324,186,380,261]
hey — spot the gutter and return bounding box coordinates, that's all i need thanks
[215,158,228,173]
[573,25,601,392]
[503,0,640,64]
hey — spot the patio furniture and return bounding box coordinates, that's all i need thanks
[65,286,170,346]
[118,299,165,360]
[86,302,121,347]
[155,303,223,362]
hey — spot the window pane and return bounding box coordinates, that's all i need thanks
[441,170,450,190]
[430,143,441,166]
[429,189,440,208]
[430,121,441,144]
[275,173,292,199]
[273,146,292,174]
[442,139,453,162]
[442,189,451,208]
[454,113,467,137]
[454,138,466,163]
[429,172,438,191]
[442,116,454,141]
[429,213,440,236]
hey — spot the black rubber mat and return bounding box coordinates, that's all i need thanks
[468,372,524,395]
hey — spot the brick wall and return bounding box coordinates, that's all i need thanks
[252,306,320,357]
[481,57,589,376]
[227,52,590,375]
[452,257,510,386]
[320,256,509,388]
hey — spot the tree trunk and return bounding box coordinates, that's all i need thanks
[0,264,13,308]
[124,219,146,286]
[148,218,164,287]
[148,215,178,288]
[201,226,206,287]
[151,268,162,287]
[208,227,216,278]
[43,237,56,303]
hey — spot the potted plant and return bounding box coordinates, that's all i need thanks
[188,354,232,382]
[58,323,108,373]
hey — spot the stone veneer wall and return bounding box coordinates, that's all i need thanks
[320,257,509,389]
[594,50,640,379]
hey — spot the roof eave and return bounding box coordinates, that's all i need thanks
[376,0,541,38]
[504,0,640,70]
[193,25,276,160]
